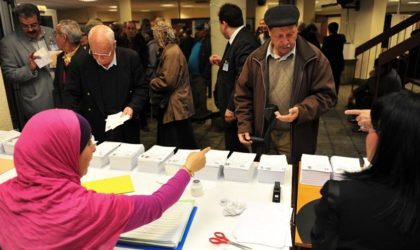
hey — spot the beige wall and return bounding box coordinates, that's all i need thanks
[0,68,13,130]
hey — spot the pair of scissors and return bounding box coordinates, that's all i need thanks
[209,232,252,250]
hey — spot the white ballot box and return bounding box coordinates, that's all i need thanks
[257,154,289,184]
[224,152,257,183]
[137,145,176,174]
[300,154,332,186]
[330,155,362,180]
[164,149,199,175]
[90,141,121,168]
[109,143,144,170]
[195,149,229,181]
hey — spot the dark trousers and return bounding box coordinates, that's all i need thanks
[190,75,209,117]
[157,109,197,149]
[224,119,248,152]
[104,118,140,143]
[332,68,343,95]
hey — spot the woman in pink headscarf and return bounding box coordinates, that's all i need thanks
[0,109,209,249]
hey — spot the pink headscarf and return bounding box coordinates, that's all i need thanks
[0,109,133,249]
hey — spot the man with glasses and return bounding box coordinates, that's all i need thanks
[0,3,56,130]
[64,25,149,144]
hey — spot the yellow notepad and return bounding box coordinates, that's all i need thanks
[82,175,134,194]
[0,155,14,175]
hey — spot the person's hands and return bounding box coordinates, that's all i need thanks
[224,109,236,123]
[123,107,133,119]
[183,147,211,175]
[275,107,299,123]
[238,132,252,145]
[344,109,371,132]
[28,52,40,72]
[209,54,221,66]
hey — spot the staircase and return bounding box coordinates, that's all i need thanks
[353,12,420,98]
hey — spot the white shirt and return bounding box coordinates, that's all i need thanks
[97,51,117,70]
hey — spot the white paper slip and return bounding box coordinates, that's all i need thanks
[137,145,176,173]
[90,141,121,168]
[330,156,362,180]
[224,152,256,182]
[233,202,293,248]
[194,149,229,180]
[0,130,20,154]
[3,138,19,155]
[164,149,199,175]
[257,154,289,184]
[363,157,370,168]
[34,47,52,68]
[109,143,144,170]
[105,112,130,132]
[119,202,194,248]
[300,154,332,186]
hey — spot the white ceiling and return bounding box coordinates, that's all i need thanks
[15,0,420,13]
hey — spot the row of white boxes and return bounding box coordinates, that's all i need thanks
[91,142,290,184]
[300,154,370,186]
[0,130,21,155]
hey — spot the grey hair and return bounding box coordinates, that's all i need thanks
[88,24,115,45]
[57,19,82,44]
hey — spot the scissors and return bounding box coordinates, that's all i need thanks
[209,232,252,250]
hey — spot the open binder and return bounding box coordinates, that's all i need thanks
[118,202,196,250]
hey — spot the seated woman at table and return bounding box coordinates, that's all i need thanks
[0,109,209,249]
[311,91,420,250]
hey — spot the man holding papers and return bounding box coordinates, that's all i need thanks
[0,3,56,130]
[0,109,210,249]
[64,25,148,143]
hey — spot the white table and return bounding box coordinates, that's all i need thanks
[0,159,293,250]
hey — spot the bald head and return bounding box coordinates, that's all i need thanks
[88,25,116,68]
[88,24,115,46]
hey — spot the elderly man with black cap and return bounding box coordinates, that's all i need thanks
[234,5,337,164]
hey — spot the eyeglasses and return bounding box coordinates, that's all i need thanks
[88,49,113,57]
[20,22,39,31]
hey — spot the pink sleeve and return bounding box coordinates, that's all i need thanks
[122,169,190,232]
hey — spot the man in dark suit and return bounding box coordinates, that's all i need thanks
[64,25,148,143]
[322,22,346,94]
[210,3,259,152]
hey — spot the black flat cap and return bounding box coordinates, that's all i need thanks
[264,5,300,28]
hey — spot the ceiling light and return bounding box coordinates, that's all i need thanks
[408,1,420,4]
[161,4,175,7]
[140,9,151,12]
[108,9,117,12]
[182,4,194,8]
[79,0,97,2]
[109,5,117,8]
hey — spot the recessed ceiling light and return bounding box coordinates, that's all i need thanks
[140,9,151,12]
[79,0,97,2]
[182,4,194,8]
[161,4,175,7]
[108,9,117,12]
[109,5,117,8]
[408,1,420,4]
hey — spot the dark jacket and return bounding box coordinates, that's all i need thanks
[215,27,259,114]
[53,46,83,108]
[199,34,212,80]
[311,179,420,250]
[235,36,336,164]
[63,47,149,143]
[322,33,346,72]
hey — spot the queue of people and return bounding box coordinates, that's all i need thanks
[0,2,419,250]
